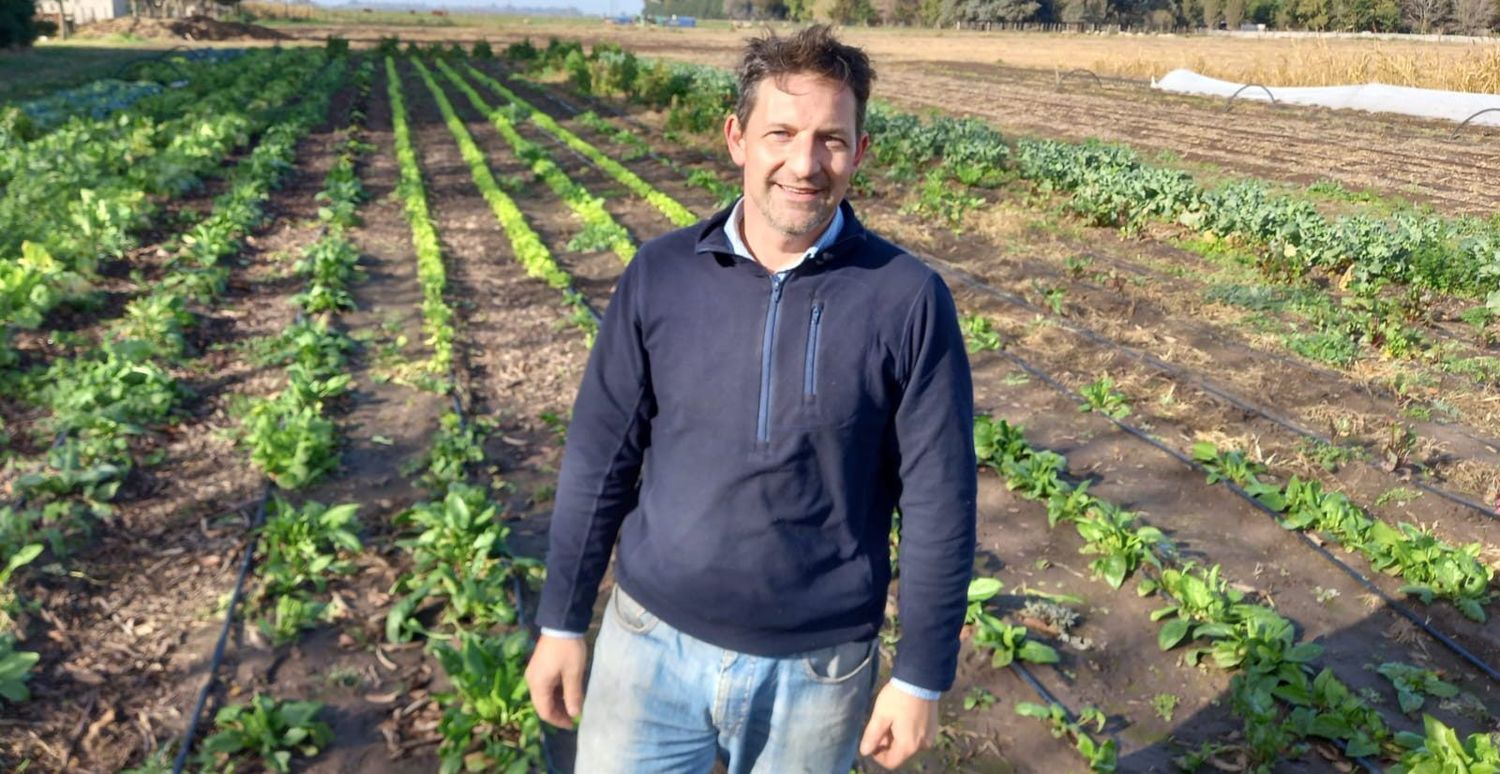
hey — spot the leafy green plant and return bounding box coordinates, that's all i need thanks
[901,166,984,231]
[1015,701,1117,772]
[1376,662,1459,715]
[387,485,538,641]
[1078,375,1130,420]
[430,630,544,774]
[1390,714,1500,773]
[964,686,998,711]
[0,634,39,705]
[1152,693,1180,722]
[960,314,1003,353]
[198,695,331,773]
[256,593,327,647]
[255,498,361,597]
[966,577,1058,668]
[421,412,491,490]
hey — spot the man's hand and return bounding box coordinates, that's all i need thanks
[858,682,940,770]
[525,634,589,729]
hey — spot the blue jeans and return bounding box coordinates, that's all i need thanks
[574,585,880,774]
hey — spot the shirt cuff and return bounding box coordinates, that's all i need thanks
[890,678,942,701]
[540,627,585,640]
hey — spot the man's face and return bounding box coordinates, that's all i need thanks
[725,72,870,240]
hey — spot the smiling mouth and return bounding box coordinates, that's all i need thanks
[776,183,824,198]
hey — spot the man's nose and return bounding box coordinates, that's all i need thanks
[786,134,821,180]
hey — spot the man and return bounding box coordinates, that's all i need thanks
[526,24,977,773]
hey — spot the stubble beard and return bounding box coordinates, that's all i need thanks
[752,181,836,239]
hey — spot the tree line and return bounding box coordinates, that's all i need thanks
[643,0,1496,33]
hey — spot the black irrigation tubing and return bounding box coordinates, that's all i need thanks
[1004,661,1130,762]
[927,254,1500,520]
[974,322,1500,686]
[171,481,273,774]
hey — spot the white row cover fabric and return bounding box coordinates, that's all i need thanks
[1152,68,1500,127]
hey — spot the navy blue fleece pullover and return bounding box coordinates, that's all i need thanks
[535,201,977,693]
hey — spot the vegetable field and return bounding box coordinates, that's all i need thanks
[1,31,1498,774]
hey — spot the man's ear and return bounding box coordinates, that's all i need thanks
[724,113,747,168]
[852,132,871,170]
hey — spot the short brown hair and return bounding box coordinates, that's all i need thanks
[735,24,876,137]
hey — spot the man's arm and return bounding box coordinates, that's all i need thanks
[861,272,976,768]
[528,259,654,729]
[889,271,977,693]
[535,257,654,633]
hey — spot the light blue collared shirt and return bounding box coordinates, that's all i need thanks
[544,199,943,701]
[722,196,844,271]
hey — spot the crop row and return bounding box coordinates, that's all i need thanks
[571,108,738,209]
[1192,443,1495,622]
[436,59,636,265]
[236,60,374,494]
[176,57,372,772]
[972,414,1497,770]
[409,57,596,338]
[0,49,328,370]
[234,62,376,709]
[0,51,243,170]
[385,56,457,384]
[0,57,349,715]
[463,61,698,228]
[382,64,544,767]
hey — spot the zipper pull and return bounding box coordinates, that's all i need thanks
[811,303,823,323]
[771,273,786,302]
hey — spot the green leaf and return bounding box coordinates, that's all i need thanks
[1158,618,1192,651]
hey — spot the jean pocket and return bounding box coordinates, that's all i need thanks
[802,638,876,685]
[610,586,659,635]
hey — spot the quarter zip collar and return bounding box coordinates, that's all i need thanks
[695,199,868,267]
[723,197,844,273]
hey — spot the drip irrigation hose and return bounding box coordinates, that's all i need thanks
[167,58,359,767]
[171,482,272,774]
[980,329,1500,686]
[926,255,1500,520]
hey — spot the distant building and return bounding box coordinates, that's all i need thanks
[36,0,131,23]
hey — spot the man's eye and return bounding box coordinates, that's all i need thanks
[827,138,847,149]
[768,130,790,138]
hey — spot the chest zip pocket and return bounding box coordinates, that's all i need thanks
[804,302,823,399]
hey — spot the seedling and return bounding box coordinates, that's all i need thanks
[1376,662,1459,715]
[1015,702,1117,772]
[960,314,1003,353]
[963,686,998,711]
[1078,375,1130,420]
[1152,693,1180,722]
[198,695,331,773]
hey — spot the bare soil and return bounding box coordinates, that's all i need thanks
[75,15,288,42]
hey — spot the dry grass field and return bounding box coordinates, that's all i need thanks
[251,10,1500,91]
